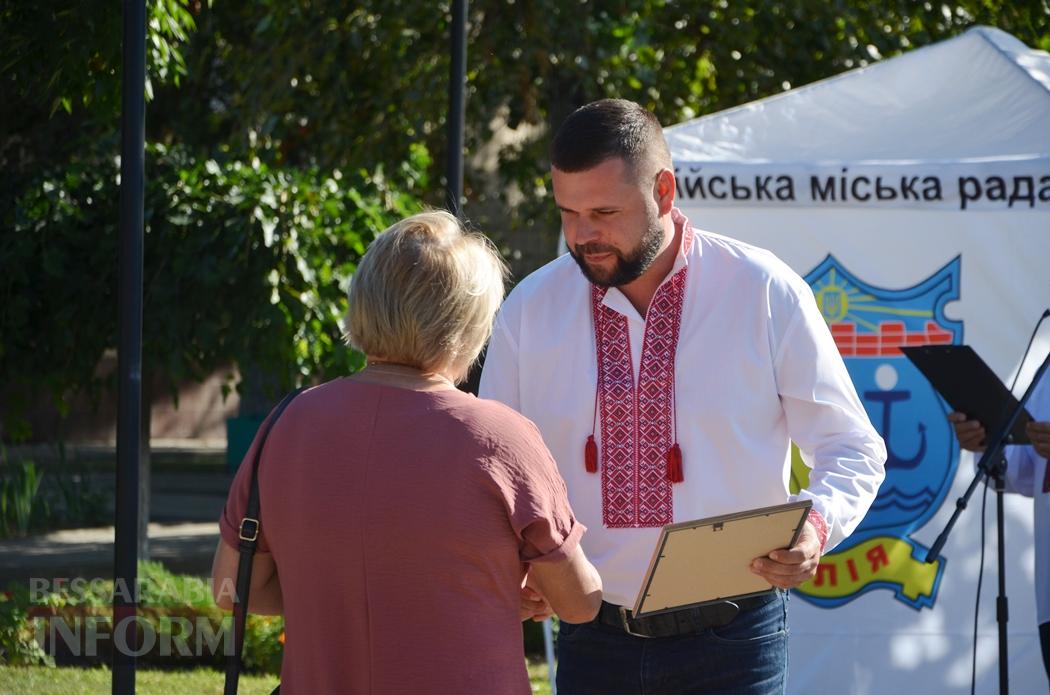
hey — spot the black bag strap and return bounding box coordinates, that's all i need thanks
[224,389,303,695]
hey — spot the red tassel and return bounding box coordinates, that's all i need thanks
[584,435,598,473]
[666,443,683,483]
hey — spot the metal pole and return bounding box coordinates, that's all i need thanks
[542,618,557,694]
[113,0,146,692]
[445,0,467,216]
[994,474,1009,694]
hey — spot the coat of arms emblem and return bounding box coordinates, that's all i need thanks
[794,255,962,610]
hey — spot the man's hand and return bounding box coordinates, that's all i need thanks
[948,411,986,452]
[749,521,821,589]
[519,584,554,622]
[1027,421,1050,460]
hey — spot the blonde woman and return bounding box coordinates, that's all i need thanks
[212,210,601,694]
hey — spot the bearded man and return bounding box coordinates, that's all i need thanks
[480,99,887,695]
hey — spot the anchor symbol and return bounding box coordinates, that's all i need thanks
[864,389,927,469]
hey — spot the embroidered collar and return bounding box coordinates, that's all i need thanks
[586,211,696,528]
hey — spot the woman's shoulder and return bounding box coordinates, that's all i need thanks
[274,378,360,418]
[271,380,550,462]
[289,379,533,430]
[435,393,550,458]
[442,391,540,432]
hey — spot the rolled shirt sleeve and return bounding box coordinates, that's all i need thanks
[483,307,587,561]
[483,410,587,564]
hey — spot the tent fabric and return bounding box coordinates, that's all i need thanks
[666,25,1050,694]
[665,26,1050,162]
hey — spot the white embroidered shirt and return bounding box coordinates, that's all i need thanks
[480,211,887,606]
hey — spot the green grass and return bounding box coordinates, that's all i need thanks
[0,661,553,694]
[0,666,279,694]
[527,659,554,694]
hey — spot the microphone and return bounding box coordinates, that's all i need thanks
[1009,308,1050,393]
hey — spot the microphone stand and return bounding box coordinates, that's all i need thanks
[924,345,1050,694]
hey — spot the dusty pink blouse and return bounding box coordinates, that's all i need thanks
[220,378,584,694]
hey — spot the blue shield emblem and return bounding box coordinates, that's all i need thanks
[794,255,962,610]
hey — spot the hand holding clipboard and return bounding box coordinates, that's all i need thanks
[901,345,1033,445]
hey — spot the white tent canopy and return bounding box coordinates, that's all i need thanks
[667,26,1050,162]
[666,26,1050,695]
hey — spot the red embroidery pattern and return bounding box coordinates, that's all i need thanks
[806,509,829,552]
[592,223,694,528]
[593,289,639,527]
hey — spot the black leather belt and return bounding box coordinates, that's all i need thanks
[594,594,774,639]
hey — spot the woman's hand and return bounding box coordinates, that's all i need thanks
[519,584,554,622]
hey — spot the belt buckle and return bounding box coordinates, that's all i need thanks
[617,606,652,639]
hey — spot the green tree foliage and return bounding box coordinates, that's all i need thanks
[1,2,428,438]
[7,1,1049,220]
[0,1,199,202]
[148,1,1050,243]
[2,140,425,437]
[2,0,196,117]
[2,1,1047,438]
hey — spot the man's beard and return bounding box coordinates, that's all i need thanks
[570,217,664,288]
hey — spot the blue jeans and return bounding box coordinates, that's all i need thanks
[556,591,788,695]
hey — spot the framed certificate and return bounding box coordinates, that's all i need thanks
[632,500,812,617]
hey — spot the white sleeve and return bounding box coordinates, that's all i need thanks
[1003,369,1050,497]
[1003,444,1036,497]
[776,288,888,552]
[479,309,521,410]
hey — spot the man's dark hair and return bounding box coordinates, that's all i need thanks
[550,99,671,180]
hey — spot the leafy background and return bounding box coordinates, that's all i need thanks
[2,0,1048,437]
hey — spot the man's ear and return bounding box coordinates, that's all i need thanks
[653,168,676,215]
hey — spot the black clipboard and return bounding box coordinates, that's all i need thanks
[901,345,1032,445]
[631,500,811,617]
